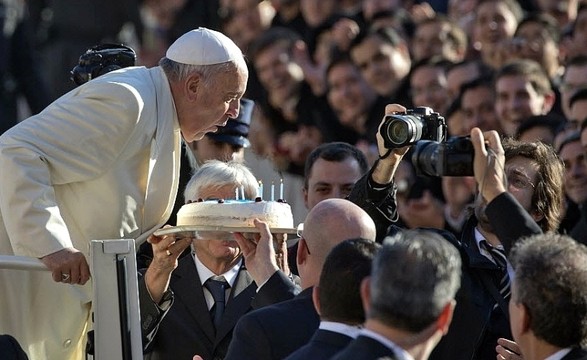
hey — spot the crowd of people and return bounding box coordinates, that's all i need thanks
[2,0,587,359]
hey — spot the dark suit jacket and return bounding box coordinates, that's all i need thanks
[563,347,587,360]
[331,335,397,360]
[139,256,299,360]
[0,335,29,360]
[431,193,543,360]
[284,328,353,360]
[224,287,320,360]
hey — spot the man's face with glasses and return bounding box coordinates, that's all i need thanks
[475,156,541,232]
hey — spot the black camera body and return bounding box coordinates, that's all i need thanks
[411,136,475,177]
[71,44,136,86]
[380,106,447,148]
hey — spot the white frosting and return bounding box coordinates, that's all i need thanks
[176,200,294,229]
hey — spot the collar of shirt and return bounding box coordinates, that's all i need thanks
[359,328,415,360]
[474,228,515,279]
[193,252,242,308]
[544,348,572,360]
[319,321,362,338]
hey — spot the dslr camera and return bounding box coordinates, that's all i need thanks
[379,106,447,148]
[71,44,136,86]
[411,136,474,177]
[380,107,474,177]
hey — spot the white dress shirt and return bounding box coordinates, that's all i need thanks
[194,253,241,310]
[359,328,415,360]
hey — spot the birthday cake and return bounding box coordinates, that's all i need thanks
[176,199,294,229]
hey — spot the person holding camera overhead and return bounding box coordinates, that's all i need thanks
[350,103,565,360]
[0,28,248,360]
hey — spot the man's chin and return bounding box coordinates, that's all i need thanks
[191,132,206,142]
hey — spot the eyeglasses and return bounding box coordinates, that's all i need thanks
[296,223,304,238]
[506,169,535,190]
[296,223,311,255]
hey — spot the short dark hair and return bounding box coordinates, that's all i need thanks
[515,13,560,43]
[565,55,587,71]
[349,26,404,54]
[318,238,381,324]
[476,0,524,23]
[459,75,495,98]
[570,88,587,109]
[417,15,468,52]
[248,27,302,64]
[556,131,581,153]
[495,59,552,96]
[303,142,369,189]
[369,229,461,332]
[510,233,587,348]
[570,4,587,36]
[515,114,565,141]
[409,56,453,77]
[447,59,495,81]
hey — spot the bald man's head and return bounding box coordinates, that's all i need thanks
[297,198,376,288]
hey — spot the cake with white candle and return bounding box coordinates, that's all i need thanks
[176,198,294,230]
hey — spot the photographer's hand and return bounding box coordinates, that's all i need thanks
[372,104,411,185]
[470,128,507,203]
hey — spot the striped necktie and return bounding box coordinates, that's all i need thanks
[481,240,511,302]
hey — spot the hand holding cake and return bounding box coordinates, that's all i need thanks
[234,219,281,286]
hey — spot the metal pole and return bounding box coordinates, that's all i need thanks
[0,255,48,271]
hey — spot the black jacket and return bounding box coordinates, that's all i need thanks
[431,193,542,360]
[224,287,319,360]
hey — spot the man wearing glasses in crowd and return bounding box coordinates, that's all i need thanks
[429,135,565,360]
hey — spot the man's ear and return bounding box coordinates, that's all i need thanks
[541,91,556,114]
[436,300,456,335]
[185,73,201,102]
[302,187,309,209]
[297,238,308,267]
[360,277,371,314]
[519,302,531,334]
[530,209,544,224]
[312,286,321,315]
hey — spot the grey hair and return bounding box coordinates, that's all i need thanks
[510,233,587,348]
[183,160,258,202]
[159,57,242,85]
[369,229,462,332]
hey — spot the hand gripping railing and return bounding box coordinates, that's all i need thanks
[0,239,143,360]
[0,255,48,271]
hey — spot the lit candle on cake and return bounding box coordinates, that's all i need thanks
[240,185,245,200]
[258,180,263,199]
[235,187,239,200]
[271,181,275,201]
[279,178,284,200]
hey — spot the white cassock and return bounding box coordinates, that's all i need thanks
[0,66,181,360]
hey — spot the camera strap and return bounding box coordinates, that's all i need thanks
[379,148,393,160]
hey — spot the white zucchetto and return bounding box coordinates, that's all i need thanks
[166,27,244,66]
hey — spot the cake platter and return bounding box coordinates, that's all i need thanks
[154,225,299,238]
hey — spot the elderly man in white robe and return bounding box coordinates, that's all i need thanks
[0,28,248,360]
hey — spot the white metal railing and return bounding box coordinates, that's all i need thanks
[0,239,143,360]
[0,255,48,271]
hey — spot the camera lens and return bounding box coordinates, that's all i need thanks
[382,115,423,147]
[388,121,410,145]
[411,140,440,177]
[411,137,474,177]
